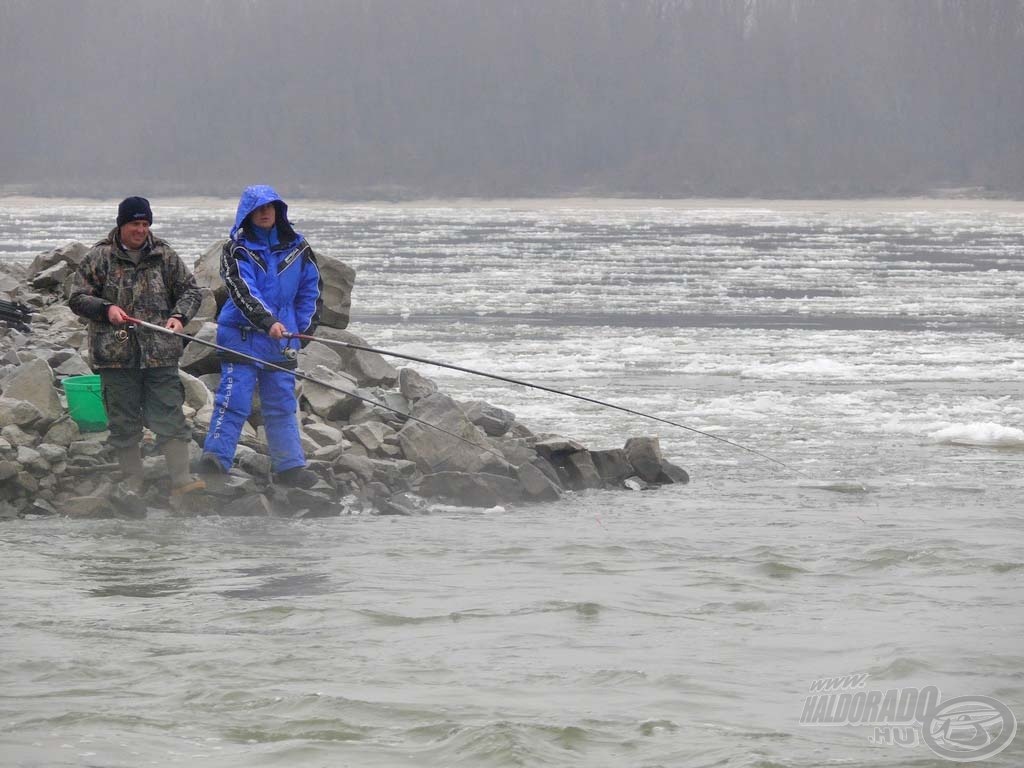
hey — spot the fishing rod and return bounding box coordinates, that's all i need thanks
[123,317,506,463]
[0,299,33,333]
[285,331,811,478]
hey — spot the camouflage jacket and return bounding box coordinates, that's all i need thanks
[69,228,203,369]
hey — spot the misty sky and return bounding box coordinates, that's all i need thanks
[1,0,1022,199]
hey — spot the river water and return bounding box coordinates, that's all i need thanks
[1,198,1022,766]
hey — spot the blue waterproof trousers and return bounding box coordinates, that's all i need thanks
[202,361,305,473]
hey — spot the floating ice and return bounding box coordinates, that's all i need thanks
[928,422,1024,447]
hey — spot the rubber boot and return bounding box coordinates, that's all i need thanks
[115,445,145,494]
[163,439,206,496]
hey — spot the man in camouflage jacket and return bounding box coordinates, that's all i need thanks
[69,196,205,496]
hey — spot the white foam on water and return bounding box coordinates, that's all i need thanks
[927,422,1024,447]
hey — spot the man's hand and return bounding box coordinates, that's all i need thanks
[165,317,184,333]
[268,322,286,340]
[107,305,129,325]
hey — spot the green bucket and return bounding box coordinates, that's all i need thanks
[62,374,108,432]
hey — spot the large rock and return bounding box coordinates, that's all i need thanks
[28,242,88,279]
[29,262,71,291]
[398,367,438,401]
[516,460,562,501]
[462,401,516,437]
[1,358,62,423]
[591,448,635,486]
[317,254,355,330]
[562,450,604,490]
[192,240,229,311]
[0,397,44,429]
[398,392,490,474]
[178,370,210,410]
[313,328,397,386]
[417,471,523,507]
[624,437,664,483]
[301,365,363,420]
[180,322,222,376]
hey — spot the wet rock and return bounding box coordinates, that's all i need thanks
[220,493,274,517]
[658,459,691,485]
[2,358,62,423]
[376,491,428,516]
[534,436,587,458]
[398,367,438,401]
[417,471,523,507]
[333,453,376,484]
[0,500,21,519]
[591,448,634,486]
[624,476,654,491]
[624,436,664,483]
[463,401,516,437]
[563,450,603,490]
[317,255,356,330]
[516,460,562,501]
[61,495,115,518]
[0,460,17,481]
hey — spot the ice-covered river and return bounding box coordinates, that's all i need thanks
[1,197,1022,766]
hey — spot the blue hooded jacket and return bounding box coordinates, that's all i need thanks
[215,185,323,367]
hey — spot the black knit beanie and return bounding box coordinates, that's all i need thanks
[117,196,153,227]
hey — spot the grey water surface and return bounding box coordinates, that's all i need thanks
[1,198,1022,766]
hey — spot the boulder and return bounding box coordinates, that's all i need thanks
[28,242,88,279]
[179,370,210,410]
[43,417,81,447]
[563,450,604,490]
[29,261,71,291]
[0,397,44,429]
[304,422,345,447]
[301,365,363,420]
[398,367,438,401]
[180,322,222,375]
[299,340,345,372]
[658,459,691,485]
[192,240,229,310]
[624,437,664,483]
[54,354,93,377]
[317,254,356,330]
[591,448,635,486]
[1,358,62,423]
[462,401,516,437]
[417,471,523,507]
[516,460,562,501]
[313,327,398,386]
[398,392,490,474]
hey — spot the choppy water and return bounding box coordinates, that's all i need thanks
[1,197,1022,766]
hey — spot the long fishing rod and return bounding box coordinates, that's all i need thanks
[124,317,505,462]
[286,331,810,478]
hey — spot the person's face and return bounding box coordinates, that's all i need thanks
[251,202,277,229]
[120,220,150,250]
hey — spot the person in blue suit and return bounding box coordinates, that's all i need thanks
[201,185,324,487]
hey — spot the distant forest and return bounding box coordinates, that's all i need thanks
[1,0,1022,199]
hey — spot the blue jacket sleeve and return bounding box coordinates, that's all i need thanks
[221,242,278,331]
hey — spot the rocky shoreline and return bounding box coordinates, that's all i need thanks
[0,242,688,520]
